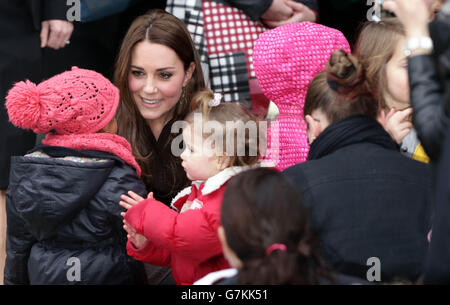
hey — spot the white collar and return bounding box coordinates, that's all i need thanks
[170,163,266,209]
[193,268,238,285]
[169,167,247,209]
[201,165,252,195]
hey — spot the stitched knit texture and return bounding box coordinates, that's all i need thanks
[6,66,119,135]
[253,22,350,170]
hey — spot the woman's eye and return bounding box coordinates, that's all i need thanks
[160,72,172,80]
[131,70,144,77]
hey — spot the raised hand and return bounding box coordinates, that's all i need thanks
[384,108,414,144]
[123,219,148,249]
[119,191,153,210]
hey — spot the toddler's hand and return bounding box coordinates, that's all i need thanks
[384,108,414,144]
[123,219,148,249]
[119,191,153,210]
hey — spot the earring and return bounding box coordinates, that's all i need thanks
[177,86,187,116]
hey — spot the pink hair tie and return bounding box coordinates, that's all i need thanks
[265,243,287,256]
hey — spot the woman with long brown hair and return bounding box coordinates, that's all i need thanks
[114,9,205,205]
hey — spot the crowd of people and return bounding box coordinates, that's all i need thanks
[0,0,449,286]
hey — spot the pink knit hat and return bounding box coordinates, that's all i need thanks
[254,22,351,170]
[6,66,119,135]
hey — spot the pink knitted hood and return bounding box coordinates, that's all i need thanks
[253,22,350,170]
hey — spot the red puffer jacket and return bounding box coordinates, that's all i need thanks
[125,167,249,285]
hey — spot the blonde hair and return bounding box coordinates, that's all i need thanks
[184,89,265,167]
[354,18,405,111]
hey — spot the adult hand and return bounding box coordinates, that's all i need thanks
[382,0,432,38]
[384,108,414,144]
[263,1,316,28]
[40,20,74,49]
[261,0,294,23]
[123,219,148,249]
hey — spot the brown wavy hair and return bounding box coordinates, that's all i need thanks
[304,49,378,124]
[221,167,334,285]
[114,9,205,198]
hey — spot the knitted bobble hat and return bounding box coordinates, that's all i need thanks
[6,66,119,135]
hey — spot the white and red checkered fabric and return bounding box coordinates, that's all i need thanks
[202,0,266,79]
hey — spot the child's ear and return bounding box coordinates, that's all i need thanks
[305,115,321,144]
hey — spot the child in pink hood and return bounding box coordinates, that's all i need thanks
[253,22,351,170]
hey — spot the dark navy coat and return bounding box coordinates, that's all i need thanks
[4,146,147,285]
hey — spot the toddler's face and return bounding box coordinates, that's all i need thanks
[384,37,410,111]
[180,125,223,181]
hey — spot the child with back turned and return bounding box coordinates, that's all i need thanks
[4,67,146,284]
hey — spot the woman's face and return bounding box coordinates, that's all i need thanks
[128,41,194,126]
[384,37,410,110]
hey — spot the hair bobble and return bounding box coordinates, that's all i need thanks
[208,92,223,107]
[265,243,287,256]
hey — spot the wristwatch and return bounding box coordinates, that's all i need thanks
[403,36,433,57]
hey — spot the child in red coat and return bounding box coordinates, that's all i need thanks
[119,89,266,285]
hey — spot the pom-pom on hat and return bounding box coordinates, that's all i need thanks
[253,22,350,170]
[6,66,119,135]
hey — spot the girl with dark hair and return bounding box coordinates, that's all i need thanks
[203,167,334,285]
[114,9,205,205]
[284,49,432,283]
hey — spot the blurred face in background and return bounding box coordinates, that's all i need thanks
[384,37,410,111]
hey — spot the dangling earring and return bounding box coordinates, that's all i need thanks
[177,86,188,116]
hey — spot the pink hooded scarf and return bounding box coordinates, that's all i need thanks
[253,22,351,170]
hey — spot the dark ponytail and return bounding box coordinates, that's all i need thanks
[221,168,334,285]
[304,49,378,124]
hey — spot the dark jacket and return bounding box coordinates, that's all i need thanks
[4,146,147,285]
[423,109,450,284]
[214,0,318,21]
[409,17,450,162]
[283,115,432,283]
[0,0,68,189]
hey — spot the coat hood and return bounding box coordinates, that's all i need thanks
[7,155,114,240]
[253,22,351,170]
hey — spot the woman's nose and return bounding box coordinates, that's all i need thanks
[143,77,157,95]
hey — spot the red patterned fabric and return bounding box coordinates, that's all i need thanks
[202,0,266,79]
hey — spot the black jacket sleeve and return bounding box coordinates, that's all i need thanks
[4,190,36,285]
[215,0,318,21]
[423,122,450,284]
[409,54,448,161]
[409,19,450,162]
[41,0,70,20]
